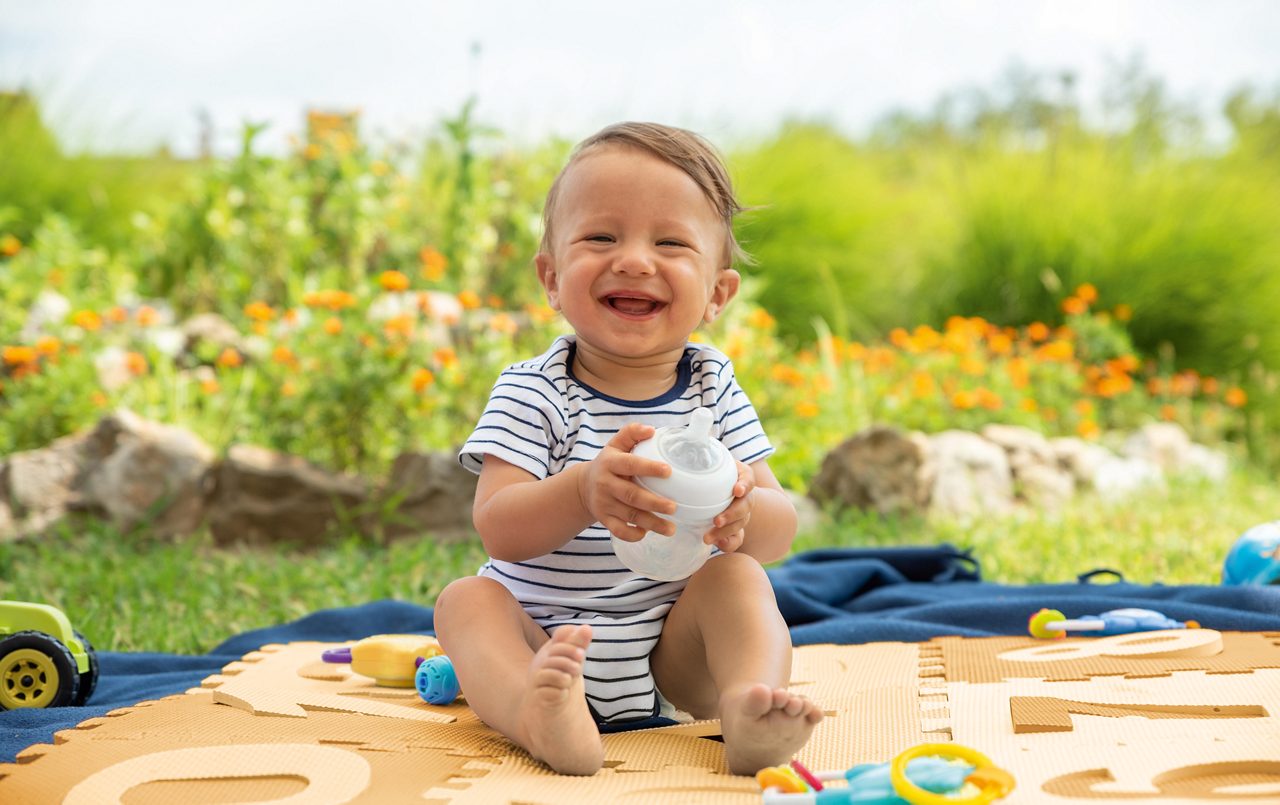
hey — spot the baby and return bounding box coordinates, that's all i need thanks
[436,122,821,776]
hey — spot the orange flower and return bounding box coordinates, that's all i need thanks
[251,322,269,336]
[90,391,109,407]
[1061,296,1087,316]
[1076,419,1100,439]
[215,347,243,368]
[1035,340,1074,362]
[323,317,344,335]
[383,314,414,339]
[844,342,866,361]
[244,301,276,322]
[1006,357,1031,390]
[2,345,37,366]
[411,368,435,393]
[950,389,977,410]
[746,308,776,329]
[889,328,912,350]
[303,143,323,161]
[303,290,356,311]
[1026,322,1049,342]
[433,347,458,368]
[909,371,937,399]
[960,357,987,377]
[106,306,129,324]
[912,325,941,351]
[1113,303,1132,322]
[272,345,298,367]
[976,387,1003,411]
[1096,375,1133,398]
[1201,377,1219,396]
[457,290,481,310]
[987,332,1013,355]
[1075,283,1098,303]
[1225,387,1248,407]
[794,400,819,418]
[282,381,298,397]
[71,310,102,331]
[770,364,805,387]
[487,294,505,308]
[201,377,221,394]
[34,336,61,357]
[379,270,411,292]
[137,305,160,327]
[1146,377,1165,396]
[524,302,558,324]
[124,351,147,376]
[1160,404,1178,421]
[488,312,518,335]
[0,234,21,257]
[419,247,448,281]
[1018,397,1039,413]
[1073,399,1095,416]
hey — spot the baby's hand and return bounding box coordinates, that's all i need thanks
[578,423,677,542]
[703,460,756,553]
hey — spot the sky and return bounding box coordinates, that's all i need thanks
[2,0,1278,156]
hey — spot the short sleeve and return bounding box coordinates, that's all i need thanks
[703,351,775,465]
[458,366,567,479]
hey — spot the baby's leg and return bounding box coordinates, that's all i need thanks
[650,553,822,775]
[434,576,603,775]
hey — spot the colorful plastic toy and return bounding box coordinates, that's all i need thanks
[1222,521,1280,585]
[1028,607,1198,639]
[320,634,443,687]
[756,743,1014,804]
[0,600,99,710]
[414,655,460,705]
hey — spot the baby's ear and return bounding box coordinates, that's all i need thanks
[703,268,741,323]
[535,253,562,311]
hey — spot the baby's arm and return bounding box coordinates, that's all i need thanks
[704,458,797,564]
[473,423,677,562]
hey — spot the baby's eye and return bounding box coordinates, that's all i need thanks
[658,239,687,248]
[585,234,614,243]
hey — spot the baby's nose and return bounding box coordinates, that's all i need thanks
[613,246,656,275]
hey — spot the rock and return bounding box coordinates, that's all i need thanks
[1092,456,1165,500]
[927,430,1015,518]
[0,461,12,537]
[785,488,823,535]
[80,411,215,536]
[1124,423,1193,474]
[375,451,478,541]
[0,410,214,540]
[1049,437,1115,488]
[207,445,369,547]
[808,425,934,516]
[182,313,247,360]
[1183,443,1229,482]
[981,424,1074,508]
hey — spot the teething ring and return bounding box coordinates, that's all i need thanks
[889,743,1013,804]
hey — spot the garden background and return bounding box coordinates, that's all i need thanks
[3,16,1280,653]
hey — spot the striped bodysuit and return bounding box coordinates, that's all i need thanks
[458,334,773,723]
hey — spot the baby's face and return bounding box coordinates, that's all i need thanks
[536,145,739,363]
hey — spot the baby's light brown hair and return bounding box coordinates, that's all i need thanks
[539,122,750,269]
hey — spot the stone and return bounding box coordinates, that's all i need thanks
[0,410,214,540]
[79,412,215,537]
[182,313,247,360]
[1092,455,1165,500]
[375,451,478,541]
[1183,443,1229,482]
[808,425,934,516]
[207,445,369,547]
[1049,437,1115,489]
[1124,423,1193,474]
[982,424,1074,508]
[927,430,1015,518]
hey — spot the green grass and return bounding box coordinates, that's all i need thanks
[2,472,1276,655]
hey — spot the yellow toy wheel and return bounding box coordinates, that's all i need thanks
[890,743,1014,805]
[1028,608,1066,639]
[0,632,80,710]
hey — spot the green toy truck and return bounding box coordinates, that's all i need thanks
[0,601,99,709]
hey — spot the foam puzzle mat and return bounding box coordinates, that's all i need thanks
[1,629,1278,803]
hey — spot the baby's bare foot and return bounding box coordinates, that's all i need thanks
[720,684,823,775]
[517,624,603,775]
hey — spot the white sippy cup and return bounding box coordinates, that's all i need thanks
[611,407,738,582]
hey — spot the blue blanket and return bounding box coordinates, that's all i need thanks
[4,546,1278,762]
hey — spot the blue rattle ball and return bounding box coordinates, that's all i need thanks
[415,655,460,705]
[1223,521,1280,586]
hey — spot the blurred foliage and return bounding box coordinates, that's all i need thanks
[3,62,1280,473]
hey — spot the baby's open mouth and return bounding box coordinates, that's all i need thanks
[605,295,664,316]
